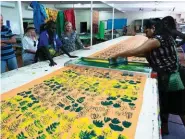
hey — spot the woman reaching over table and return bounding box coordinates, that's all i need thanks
[109,18,185,135]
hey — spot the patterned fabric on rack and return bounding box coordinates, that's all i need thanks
[30,1,47,33]
[93,11,99,34]
[56,11,65,38]
[64,9,76,30]
[45,8,58,22]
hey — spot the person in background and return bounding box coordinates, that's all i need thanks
[110,19,185,135]
[61,22,90,53]
[122,26,127,36]
[162,16,185,47]
[35,20,77,66]
[126,25,136,36]
[0,14,18,73]
[22,27,38,66]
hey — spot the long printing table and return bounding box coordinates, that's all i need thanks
[1,36,161,139]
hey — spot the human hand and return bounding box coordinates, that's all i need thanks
[108,57,117,66]
[116,57,128,65]
[0,41,6,47]
[49,61,57,66]
[1,40,5,43]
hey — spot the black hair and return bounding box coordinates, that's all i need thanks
[162,16,176,30]
[40,20,56,33]
[40,20,56,45]
[46,20,56,30]
[145,18,170,37]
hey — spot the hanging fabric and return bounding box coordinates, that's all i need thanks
[64,9,76,30]
[45,8,58,22]
[93,11,99,34]
[30,1,47,33]
[99,21,105,39]
[56,11,65,38]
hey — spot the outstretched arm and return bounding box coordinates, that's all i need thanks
[39,47,57,66]
[75,34,84,49]
[112,38,160,59]
[60,46,72,57]
[56,35,78,58]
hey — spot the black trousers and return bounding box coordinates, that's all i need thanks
[158,65,185,123]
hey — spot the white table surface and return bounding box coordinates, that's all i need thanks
[1,36,160,139]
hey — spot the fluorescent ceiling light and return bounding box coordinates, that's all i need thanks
[76,3,82,6]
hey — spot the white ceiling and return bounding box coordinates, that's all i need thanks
[22,1,114,11]
[22,1,185,12]
[103,1,185,12]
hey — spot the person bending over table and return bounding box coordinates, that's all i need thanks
[61,21,90,53]
[110,19,185,135]
[35,20,77,66]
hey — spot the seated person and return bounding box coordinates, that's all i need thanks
[35,20,77,66]
[126,26,136,36]
[123,26,127,36]
[22,27,38,66]
[61,21,90,52]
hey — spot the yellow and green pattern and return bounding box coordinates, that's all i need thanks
[1,65,147,139]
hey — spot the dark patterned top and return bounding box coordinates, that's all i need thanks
[146,35,178,73]
[61,31,84,52]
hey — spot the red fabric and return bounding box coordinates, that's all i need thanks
[151,72,158,78]
[93,24,98,34]
[64,9,76,30]
[93,11,99,34]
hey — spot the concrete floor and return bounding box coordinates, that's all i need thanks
[163,115,185,139]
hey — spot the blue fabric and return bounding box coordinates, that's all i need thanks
[30,1,47,33]
[1,60,7,73]
[107,19,127,29]
[1,57,18,73]
[1,25,16,60]
[37,31,62,51]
